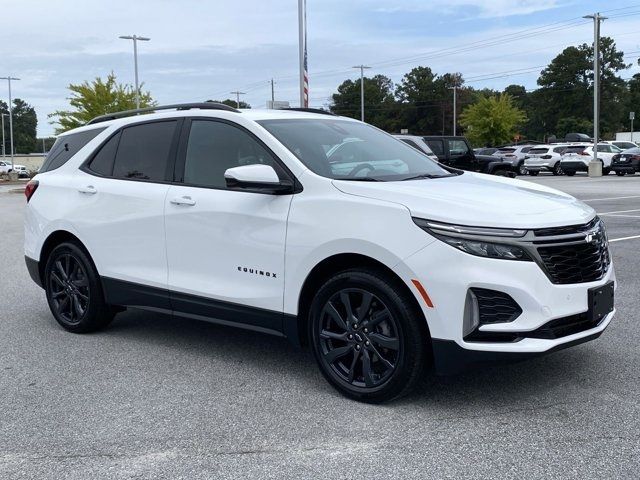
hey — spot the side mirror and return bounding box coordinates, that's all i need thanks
[224,164,294,194]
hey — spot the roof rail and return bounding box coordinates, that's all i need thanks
[86,102,240,125]
[279,107,337,116]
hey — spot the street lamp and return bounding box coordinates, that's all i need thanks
[119,35,150,110]
[1,113,7,158]
[0,76,20,169]
[352,65,371,121]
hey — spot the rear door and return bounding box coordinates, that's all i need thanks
[77,120,180,301]
[163,118,293,331]
[447,138,478,171]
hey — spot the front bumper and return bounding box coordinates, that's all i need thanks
[394,239,615,374]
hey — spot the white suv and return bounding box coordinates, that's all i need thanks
[560,144,622,176]
[23,104,615,402]
[524,144,568,176]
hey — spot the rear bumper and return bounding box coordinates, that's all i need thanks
[612,165,635,173]
[560,161,588,171]
[25,256,43,288]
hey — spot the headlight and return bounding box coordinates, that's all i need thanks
[413,218,532,261]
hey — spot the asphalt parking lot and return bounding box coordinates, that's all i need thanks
[1,174,639,479]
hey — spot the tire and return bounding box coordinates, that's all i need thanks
[308,268,429,403]
[493,169,510,177]
[528,170,539,176]
[517,163,527,176]
[553,163,563,176]
[565,170,576,176]
[616,171,626,176]
[44,242,115,333]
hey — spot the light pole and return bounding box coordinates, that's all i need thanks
[352,65,371,121]
[1,113,7,158]
[119,35,150,110]
[630,111,635,143]
[583,13,606,176]
[449,85,457,136]
[0,76,20,169]
[230,91,246,109]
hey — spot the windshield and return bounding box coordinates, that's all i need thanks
[258,119,452,181]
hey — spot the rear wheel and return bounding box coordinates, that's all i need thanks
[309,268,429,403]
[518,163,527,175]
[44,242,115,333]
[616,171,626,176]
[553,163,563,176]
[528,170,539,176]
[565,170,576,176]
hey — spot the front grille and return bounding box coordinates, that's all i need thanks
[534,219,610,284]
[526,312,602,340]
[472,288,522,324]
[534,217,599,237]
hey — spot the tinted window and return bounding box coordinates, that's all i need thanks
[448,139,469,156]
[40,127,106,173]
[498,148,516,153]
[424,139,444,156]
[521,147,532,153]
[528,148,550,154]
[113,121,177,181]
[598,145,611,153]
[88,132,120,176]
[553,146,567,153]
[564,146,587,154]
[400,139,421,151]
[184,120,281,189]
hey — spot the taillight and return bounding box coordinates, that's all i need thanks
[25,180,39,202]
[580,151,590,156]
[612,154,620,161]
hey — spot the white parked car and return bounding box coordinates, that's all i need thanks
[493,145,535,175]
[23,104,615,402]
[560,144,622,176]
[523,145,568,176]
[392,134,439,162]
[603,140,638,151]
[0,160,29,177]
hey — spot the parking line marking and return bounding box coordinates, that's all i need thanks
[610,235,640,243]
[605,214,640,218]
[598,209,640,215]
[583,195,640,201]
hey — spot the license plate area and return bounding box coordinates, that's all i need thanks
[588,281,614,322]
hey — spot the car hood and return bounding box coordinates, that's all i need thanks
[332,172,594,228]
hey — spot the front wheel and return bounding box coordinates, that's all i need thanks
[518,163,527,175]
[553,163,563,176]
[309,269,429,403]
[616,171,626,176]
[44,242,115,333]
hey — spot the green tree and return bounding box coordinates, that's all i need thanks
[330,74,397,131]
[49,73,155,133]
[207,99,251,109]
[459,94,527,147]
[1,99,37,153]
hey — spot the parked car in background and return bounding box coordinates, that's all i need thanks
[564,133,592,143]
[492,145,535,175]
[393,134,439,161]
[603,140,638,151]
[422,136,514,176]
[559,144,622,176]
[474,147,498,156]
[611,147,640,176]
[0,160,29,177]
[523,145,568,176]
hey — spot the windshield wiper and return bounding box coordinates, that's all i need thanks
[338,177,382,182]
[401,173,455,181]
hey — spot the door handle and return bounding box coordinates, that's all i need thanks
[78,185,97,195]
[170,196,196,206]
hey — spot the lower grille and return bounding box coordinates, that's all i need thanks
[471,288,522,324]
[526,312,602,340]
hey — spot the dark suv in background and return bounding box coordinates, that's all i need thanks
[423,136,515,176]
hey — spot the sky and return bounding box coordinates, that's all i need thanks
[1,0,639,139]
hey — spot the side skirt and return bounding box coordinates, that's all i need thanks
[102,276,298,341]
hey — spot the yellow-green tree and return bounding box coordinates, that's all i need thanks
[49,73,155,133]
[460,93,526,147]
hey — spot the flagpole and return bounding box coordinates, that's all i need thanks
[298,0,308,107]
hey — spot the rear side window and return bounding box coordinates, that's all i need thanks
[88,132,121,176]
[40,127,106,173]
[113,121,177,181]
[564,146,586,154]
[553,146,567,153]
[528,148,549,154]
[424,139,444,155]
[448,139,469,156]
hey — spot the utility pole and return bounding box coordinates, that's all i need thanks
[271,79,275,104]
[298,0,308,107]
[352,65,371,121]
[1,113,6,158]
[230,91,246,108]
[0,76,20,169]
[449,85,457,136]
[119,35,150,110]
[583,13,606,176]
[630,112,635,143]
[42,138,46,156]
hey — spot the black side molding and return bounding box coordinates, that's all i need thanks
[25,256,43,288]
[432,330,604,376]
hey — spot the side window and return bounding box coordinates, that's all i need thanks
[113,121,177,181]
[183,120,281,189]
[598,145,611,153]
[448,139,469,156]
[88,132,121,176]
[425,140,444,155]
[400,139,421,151]
[40,127,106,173]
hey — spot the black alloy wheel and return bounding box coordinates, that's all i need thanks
[45,242,115,333]
[318,289,400,389]
[309,269,429,403]
[48,253,90,325]
[553,163,563,175]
